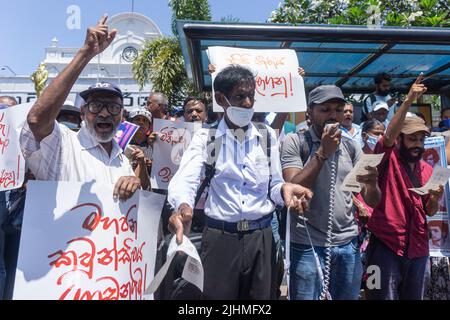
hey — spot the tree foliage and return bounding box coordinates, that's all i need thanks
[132,37,193,109]
[169,0,212,36]
[268,0,449,27]
[132,0,211,109]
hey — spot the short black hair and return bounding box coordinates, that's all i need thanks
[183,96,206,110]
[374,73,391,85]
[362,119,384,133]
[441,107,450,118]
[213,65,255,98]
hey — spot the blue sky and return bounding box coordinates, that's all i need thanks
[0,0,280,76]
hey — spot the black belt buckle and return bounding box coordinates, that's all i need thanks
[237,219,249,232]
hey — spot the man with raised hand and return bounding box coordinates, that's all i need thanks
[366,74,444,300]
[21,15,140,201]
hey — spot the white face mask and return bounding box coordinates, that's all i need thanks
[224,96,254,128]
[366,134,380,151]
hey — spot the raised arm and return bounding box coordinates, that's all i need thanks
[383,74,427,148]
[27,15,117,142]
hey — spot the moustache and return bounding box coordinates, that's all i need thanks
[408,147,425,154]
[94,117,115,125]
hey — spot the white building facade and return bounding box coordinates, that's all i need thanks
[0,12,161,110]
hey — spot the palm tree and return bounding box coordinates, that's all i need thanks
[132,0,211,110]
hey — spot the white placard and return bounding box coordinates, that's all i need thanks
[340,153,385,193]
[0,102,33,191]
[150,119,202,190]
[145,235,204,295]
[13,180,165,300]
[207,46,307,113]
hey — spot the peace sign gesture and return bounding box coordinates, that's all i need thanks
[83,14,117,59]
[406,73,427,102]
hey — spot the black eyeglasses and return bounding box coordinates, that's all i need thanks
[85,100,123,116]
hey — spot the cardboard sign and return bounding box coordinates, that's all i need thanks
[207,46,307,113]
[150,119,201,190]
[0,102,33,191]
[13,180,166,300]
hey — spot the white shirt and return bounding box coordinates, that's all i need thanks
[168,119,285,222]
[342,123,362,148]
[20,121,134,184]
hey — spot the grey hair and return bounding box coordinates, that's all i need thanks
[149,92,168,107]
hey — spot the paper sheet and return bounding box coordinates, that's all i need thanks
[409,165,450,195]
[145,235,204,294]
[340,153,385,193]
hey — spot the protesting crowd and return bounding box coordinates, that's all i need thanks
[1,16,449,301]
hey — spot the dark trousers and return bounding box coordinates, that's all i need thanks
[3,231,20,300]
[365,235,428,300]
[201,225,274,300]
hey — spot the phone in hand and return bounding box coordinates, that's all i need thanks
[324,123,341,135]
[124,145,136,159]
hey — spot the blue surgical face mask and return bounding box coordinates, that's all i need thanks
[366,134,380,151]
[60,121,80,131]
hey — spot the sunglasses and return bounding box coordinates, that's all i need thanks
[85,100,123,116]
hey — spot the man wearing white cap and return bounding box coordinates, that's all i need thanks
[129,109,153,160]
[371,100,390,128]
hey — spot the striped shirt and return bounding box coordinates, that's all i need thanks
[20,121,134,184]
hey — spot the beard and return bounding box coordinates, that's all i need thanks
[399,142,425,163]
[86,117,119,143]
[378,89,389,97]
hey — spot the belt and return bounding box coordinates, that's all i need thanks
[206,214,273,233]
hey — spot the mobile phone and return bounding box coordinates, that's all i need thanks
[324,123,341,135]
[124,145,136,158]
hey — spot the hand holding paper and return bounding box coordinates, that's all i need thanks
[341,153,384,193]
[409,166,450,195]
[145,235,204,295]
[429,185,444,200]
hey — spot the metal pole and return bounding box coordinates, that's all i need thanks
[97,55,100,82]
[118,55,121,87]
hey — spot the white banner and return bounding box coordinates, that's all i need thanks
[0,102,33,191]
[13,180,166,300]
[150,119,202,190]
[207,46,307,113]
